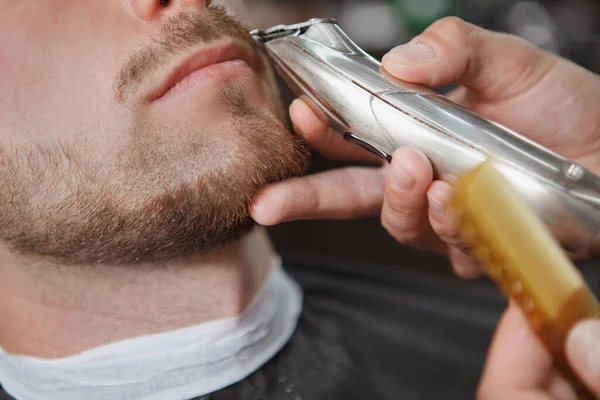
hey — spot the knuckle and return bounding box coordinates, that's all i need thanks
[384,186,426,217]
[446,233,474,255]
[453,242,474,256]
[352,167,383,196]
[416,16,477,80]
[434,222,459,241]
[381,215,421,245]
[300,179,322,212]
[428,16,472,43]
[384,193,413,217]
[431,218,466,248]
[347,169,385,216]
[439,230,470,253]
[386,184,407,206]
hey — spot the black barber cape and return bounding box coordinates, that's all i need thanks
[2,257,600,400]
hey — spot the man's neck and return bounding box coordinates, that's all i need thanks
[0,227,275,359]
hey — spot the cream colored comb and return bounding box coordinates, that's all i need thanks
[449,159,600,399]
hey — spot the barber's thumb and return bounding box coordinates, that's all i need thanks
[566,319,600,395]
[381,40,443,88]
[384,42,435,66]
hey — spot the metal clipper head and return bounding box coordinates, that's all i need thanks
[250,18,337,44]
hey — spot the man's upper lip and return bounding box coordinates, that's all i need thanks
[148,40,257,102]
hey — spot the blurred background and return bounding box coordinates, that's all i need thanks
[241,0,600,273]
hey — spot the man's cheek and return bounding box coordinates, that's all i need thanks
[236,71,283,120]
[253,59,286,121]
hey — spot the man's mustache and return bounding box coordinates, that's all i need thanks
[114,6,256,104]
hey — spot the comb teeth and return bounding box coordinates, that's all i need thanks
[450,159,600,399]
[451,192,551,334]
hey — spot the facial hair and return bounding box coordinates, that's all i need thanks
[0,7,310,265]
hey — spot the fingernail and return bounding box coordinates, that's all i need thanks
[391,163,415,192]
[386,42,435,65]
[428,193,447,215]
[567,320,600,374]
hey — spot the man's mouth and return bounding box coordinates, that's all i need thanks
[148,40,257,102]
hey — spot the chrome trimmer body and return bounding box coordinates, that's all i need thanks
[250,18,600,259]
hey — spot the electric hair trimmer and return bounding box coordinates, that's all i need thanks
[250,18,600,259]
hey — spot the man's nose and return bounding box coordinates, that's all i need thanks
[131,0,212,22]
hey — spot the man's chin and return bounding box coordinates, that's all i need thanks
[0,110,309,266]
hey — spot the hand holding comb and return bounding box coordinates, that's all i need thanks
[450,159,600,399]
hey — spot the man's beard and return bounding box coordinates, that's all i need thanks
[0,92,309,265]
[0,8,310,265]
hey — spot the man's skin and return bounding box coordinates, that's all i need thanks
[478,303,600,399]
[0,0,310,358]
[250,17,600,398]
[2,0,600,397]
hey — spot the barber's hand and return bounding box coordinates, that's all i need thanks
[250,17,600,278]
[478,302,600,399]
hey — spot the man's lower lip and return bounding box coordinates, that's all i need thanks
[154,60,252,102]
